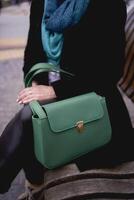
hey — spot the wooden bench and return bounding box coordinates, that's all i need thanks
[44,162,134,199]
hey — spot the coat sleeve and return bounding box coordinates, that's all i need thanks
[23,0,48,84]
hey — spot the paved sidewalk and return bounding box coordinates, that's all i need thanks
[0,2,30,133]
[0,3,30,199]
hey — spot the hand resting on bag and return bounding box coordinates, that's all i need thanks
[16,82,56,104]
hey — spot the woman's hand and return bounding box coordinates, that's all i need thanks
[16,85,56,104]
[32,80,38,87]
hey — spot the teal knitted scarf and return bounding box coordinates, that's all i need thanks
[41,0,90,66]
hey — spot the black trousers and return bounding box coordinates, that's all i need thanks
[0,103,46,193]
[0,96,134,194]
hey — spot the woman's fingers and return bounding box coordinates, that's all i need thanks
[17,87,41,104]
[17,87,33,103]
[21,95,38,104]
[32,81,38,86]
[16,85,56,104]
[17,93,37,104]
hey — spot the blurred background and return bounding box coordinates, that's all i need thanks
[0,0,134,199]
[0,0,31,7]
[0,1,30,199]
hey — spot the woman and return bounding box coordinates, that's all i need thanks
[0,0,133,199]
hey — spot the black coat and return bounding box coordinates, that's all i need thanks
[23,0,134,170]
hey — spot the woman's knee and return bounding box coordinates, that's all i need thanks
[20,99,56,123]
[20,104,32,123]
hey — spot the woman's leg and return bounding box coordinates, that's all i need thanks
[20,104,45,185]
[20,99,56,184]
[0,103,45,193]
[0,111,24,193]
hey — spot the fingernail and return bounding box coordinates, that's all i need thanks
[18,101,22,104]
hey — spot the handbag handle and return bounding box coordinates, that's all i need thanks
[24,62,74,87]
[24,63,74,119]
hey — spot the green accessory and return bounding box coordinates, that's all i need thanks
[25,63,112,169]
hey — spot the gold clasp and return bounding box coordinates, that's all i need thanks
[76,121,84,133]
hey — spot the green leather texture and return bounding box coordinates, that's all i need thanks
[31,92,112,169]
[24,62,74,87]
[25,63,112,169]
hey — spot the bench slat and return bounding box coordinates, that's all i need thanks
[44,161,134,189]
[45,178,134,200]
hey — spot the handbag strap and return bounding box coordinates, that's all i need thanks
[29,100,47,119]
[24,63,74,118]
[24,63,74,87]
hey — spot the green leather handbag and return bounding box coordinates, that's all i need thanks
[25,63,112,169]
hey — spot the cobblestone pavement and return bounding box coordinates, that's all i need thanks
[0,58,25,200]
[0,2,134,200]
[0,3,30,199]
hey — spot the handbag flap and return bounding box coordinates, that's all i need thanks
[43,92,104,133]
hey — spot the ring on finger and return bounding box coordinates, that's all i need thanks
[29,90,32,95]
